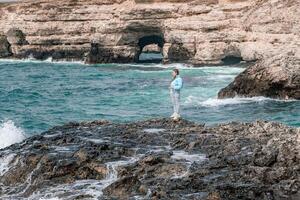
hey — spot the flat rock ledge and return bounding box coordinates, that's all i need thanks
[0,118,299,200]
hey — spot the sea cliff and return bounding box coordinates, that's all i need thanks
[0,0,298,65]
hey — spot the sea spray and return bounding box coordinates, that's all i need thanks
[0,120,26,149]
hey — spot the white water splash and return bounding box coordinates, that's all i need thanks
[0,154,16,176]
[98,157,138,195]
[171,150,207,179]
[185,96,297,107]
[0,120,26,149]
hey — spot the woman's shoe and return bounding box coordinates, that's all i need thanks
[173,113,181,120]
[170,113,176,118]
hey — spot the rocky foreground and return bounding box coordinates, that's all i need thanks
[0,118,299,200]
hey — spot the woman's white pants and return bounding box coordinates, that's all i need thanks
[170,89,180,114]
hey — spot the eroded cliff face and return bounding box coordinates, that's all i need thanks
[0,0,299,64]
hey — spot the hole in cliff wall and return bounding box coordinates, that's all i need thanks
[221,56,243,65]
[139,44,163,63]
[136,35,164,63]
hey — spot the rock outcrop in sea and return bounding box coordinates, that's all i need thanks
[0,118,299,200]
[0,0,299,98]
[218,53,300,100]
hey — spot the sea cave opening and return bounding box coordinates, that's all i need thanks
[136,35,164,63]
[221,56,244,65]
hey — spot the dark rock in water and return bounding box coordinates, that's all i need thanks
[0,35,12,58]
[0,118,299,200]
[218,54,300,100]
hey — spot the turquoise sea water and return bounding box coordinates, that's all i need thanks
[0,60,299,136]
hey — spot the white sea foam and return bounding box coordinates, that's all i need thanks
[171,150,206,163]
[0,57,84,65]
[117,62,194,69]
[200,66,245,74]
[152,63,193,69]
[144,128,166,133]
[185,96,297,107]
[0,120,26,149]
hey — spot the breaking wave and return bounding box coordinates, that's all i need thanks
[185,96,297,107]
[0,120,26,149]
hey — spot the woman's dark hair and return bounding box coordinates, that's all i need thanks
[173,69,179,75]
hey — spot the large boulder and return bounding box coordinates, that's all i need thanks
[218,54,300,100]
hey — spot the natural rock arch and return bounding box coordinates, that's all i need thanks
[135,35,164,63]
[138,35,164,51]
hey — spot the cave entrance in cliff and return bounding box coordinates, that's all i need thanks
[222,56,244,65]
[137,35,164,63]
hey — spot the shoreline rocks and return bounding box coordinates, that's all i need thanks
[0,118,299,199]
[0,35,11,58]
[218,53,300,100]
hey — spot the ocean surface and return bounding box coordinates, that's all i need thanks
[0,59,299,149]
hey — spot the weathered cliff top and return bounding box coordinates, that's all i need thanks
[0,118,299,199]
[0,0,299,64]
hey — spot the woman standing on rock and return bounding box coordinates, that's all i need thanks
[170,69,183,120]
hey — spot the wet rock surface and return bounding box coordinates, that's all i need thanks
[0,118,299,200]
[218,54,300,100]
